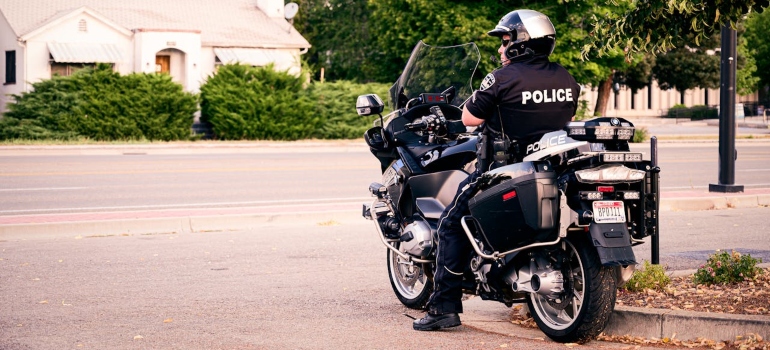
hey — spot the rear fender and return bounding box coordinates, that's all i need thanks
[588,223,636,266]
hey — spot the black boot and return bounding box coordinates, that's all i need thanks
[412,312,461,331]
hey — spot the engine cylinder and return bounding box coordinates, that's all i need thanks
[400,219,434,258]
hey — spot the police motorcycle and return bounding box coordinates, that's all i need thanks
[357,41,660,343]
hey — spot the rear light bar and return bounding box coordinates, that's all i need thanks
[580,190,641,200]
[580,191,603,200]
[621,191,640,200]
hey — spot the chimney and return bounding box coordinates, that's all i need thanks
[256,0,285,18]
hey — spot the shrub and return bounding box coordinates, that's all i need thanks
[4,64,198,141]
[688,105,718,120]
[573,100,591,121]
[308,80,391,139]
[665,104,688,118]
[622,260,671,292]
[200,64,322,140]
[664,104,717,120]
[0,117,79,141]
[693,250,763,285]
[632,126,648,143]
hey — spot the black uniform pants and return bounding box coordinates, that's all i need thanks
[426,169,482,315]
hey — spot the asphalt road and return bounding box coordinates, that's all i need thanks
[2,206,768,349]
[0,219,638,350]
[1,141,769,216]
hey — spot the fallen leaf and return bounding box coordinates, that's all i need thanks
[39,300,48,304]
[163,318,173,323]
[134,335,143,340]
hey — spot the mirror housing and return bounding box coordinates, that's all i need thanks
[356,94,384,116]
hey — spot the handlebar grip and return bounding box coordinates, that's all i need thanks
[404,121,427,131]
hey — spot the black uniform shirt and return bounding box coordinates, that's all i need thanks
[466,55,581,143]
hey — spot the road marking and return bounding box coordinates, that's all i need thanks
[662,184,770,190]
[0,187,86,191]
[0,197,372,215]
[0,165,374,177]
[738,169,770,172]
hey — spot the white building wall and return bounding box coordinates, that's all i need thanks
[581,81,728,119]
[0,13,23,112]
[23,13,133,85]
[133,30,201,91]
[199,46,217,84]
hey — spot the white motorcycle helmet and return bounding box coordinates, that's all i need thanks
[488,9,556,61]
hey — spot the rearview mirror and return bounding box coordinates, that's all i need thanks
[356,94,384,116]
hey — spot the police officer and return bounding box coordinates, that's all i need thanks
[413,9,581,331]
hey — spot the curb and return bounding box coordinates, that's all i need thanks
[607,306,770,341]
[462,297,770,345]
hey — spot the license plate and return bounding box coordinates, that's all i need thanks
[592,201,626,223]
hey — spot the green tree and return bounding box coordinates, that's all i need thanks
[586,1,769,58]
[294,0,372,82]
[614,54,654,95]
[743,10,770,89]
[367,0,499,83]
[652,46,720,104]
[549,0,636,116]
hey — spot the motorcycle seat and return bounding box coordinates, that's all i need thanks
[415,197,446,219]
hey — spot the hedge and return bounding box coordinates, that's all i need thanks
[2,64,198,141]
[665,104,718,120]
[1,63,393,141]
[200,64,322,140]
[307,80,391,139]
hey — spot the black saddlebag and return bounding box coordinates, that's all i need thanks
[468,161,559,252]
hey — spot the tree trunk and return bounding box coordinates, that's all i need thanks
[680,90,685,105]
[593,75,613,116]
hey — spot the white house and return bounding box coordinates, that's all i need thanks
[0,0,310,112]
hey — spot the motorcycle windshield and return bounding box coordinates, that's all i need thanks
[388,41,480,111]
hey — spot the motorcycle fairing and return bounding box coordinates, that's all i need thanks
[522,130,589,162]
[405,170,469,219]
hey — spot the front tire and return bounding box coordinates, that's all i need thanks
[526,237,617,343]
[387,243,433,309]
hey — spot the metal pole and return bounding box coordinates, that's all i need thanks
[650,136,659,264]
[709,26,744,193]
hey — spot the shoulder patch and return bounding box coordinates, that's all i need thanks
[479,73,495,91]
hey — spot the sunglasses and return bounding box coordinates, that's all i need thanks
[501,38,511,46]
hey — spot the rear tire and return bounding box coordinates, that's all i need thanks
[387,243,433,309]
[526,237,617,343]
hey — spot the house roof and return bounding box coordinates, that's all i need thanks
[0,0,310,49]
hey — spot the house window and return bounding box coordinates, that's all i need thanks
[4,50,15,84]
[78,19,87,32]
[51,62,97,76]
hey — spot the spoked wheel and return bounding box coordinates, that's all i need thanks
[387,242,433,309]
[526,237,617,344]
